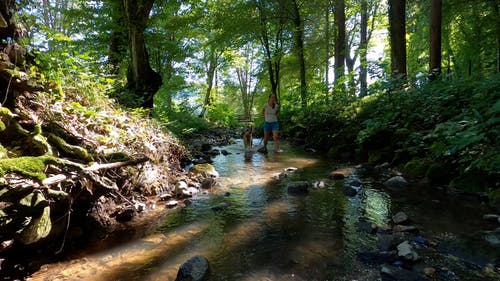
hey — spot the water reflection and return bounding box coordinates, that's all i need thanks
[27,140,497,280]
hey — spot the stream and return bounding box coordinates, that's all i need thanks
[27,140,499,281]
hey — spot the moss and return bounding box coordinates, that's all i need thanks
[0,155,57,180]
[0,106,15,118]
[403,158,430,178]
[0,120,5,132]
[48,133,91,161]
[449,172,487,193]
[488,189,500,209]
[0,145,7,159]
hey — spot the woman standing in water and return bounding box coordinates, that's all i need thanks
[258,94,282,153]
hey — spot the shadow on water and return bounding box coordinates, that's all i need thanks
[27,139,499,280]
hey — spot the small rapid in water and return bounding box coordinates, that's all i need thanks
[28,139,499,281]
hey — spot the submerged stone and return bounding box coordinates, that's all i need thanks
[176,255,210,281]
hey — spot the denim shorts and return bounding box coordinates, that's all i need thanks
[264,121,279,132]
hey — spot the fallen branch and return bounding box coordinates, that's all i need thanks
[42,155,150,186]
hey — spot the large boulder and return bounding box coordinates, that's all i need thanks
[175,255,210,281]
[189,163,219,178]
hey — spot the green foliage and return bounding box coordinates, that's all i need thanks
[355,75,500,189]
[206,103,238,128]
[156,106,210,137]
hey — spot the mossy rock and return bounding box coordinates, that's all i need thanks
[425,162,454,185]
[449,172,487,193]
[488,189,500,210]
[189,163,219,178]
[15,191,52,245]
[0,155,57,180]
[367,148,393,165]
[48,133,91,161]
[403,158,430,178]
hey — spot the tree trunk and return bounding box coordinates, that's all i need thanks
[292,0,307,109]
[256,0,284,101]
[122,0,162,109]
[359,0,368,97]
[388,0,407,78]
[429,0,442,80]
[199,50,219,118]
[334,0,346,86]
[494,0,500,73]
[324,1,330,98]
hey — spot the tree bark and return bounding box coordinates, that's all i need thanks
[429,0,442,80]
[256,0,284,102]
[388,0,407,78]
[359,0,368,97]
[494,0,500,73]
[334,0,346,86]
[198,50,219,118]
[122,0,162,109]
[292,0,307,109]
[324,1,331,97]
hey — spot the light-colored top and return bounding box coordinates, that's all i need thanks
[263,103,279,122]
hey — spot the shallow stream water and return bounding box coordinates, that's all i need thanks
[27,140,499,281]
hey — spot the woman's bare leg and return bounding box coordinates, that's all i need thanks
[272,130,279,151]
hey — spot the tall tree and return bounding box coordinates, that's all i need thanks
[324,0,331,96]
[388,0,407,78]
[198,46,223,118]
[429,0,442,79]
[334,0,346,85]
[359,0,369,96]
[235,44,259,119]
[292,0,307,109]
[494,0,500,73]
[122,0,162,109]
[255,0,286,102]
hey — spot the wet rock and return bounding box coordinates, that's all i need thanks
[482,229,500,246]
[377,234,404,251]
[349,178,362,187]
[393,225,419,233]
[211,202,230,211]
[201,143,212,152]
[342,185,360,196]
[397,241,419,261]
[207,149,220,156]
[356,164,376,177]
[312,181,326,188]
[357,221,377,234]
[114,207,135,222]
[287,181,310,195]
[329,172,345,180]
[189,163,219,178]
[221,150,230,156]
[383,176,408,189]
[434,267,459,281]
[166,200,178,208]
[284,167,298,173]
[392,212,409,224]
[357,251,399,265]
[272,172,287,180]
[380,264,426,281]
[175,255,210,281]
[305,147,316,153]
[0,240,14,252]
[483,214,499,222]
[201,178,217,189]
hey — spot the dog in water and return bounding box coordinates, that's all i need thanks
[242,125,253,150]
